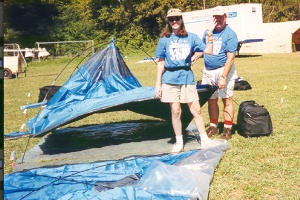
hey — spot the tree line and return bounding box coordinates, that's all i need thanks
[3,0,300,52]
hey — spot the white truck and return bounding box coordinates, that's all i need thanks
[183,3,265,54]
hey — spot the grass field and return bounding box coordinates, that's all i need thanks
[4,51,300,199]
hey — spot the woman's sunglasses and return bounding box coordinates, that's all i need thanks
[168,17,181,22]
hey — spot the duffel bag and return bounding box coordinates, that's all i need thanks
[237,100,273,137]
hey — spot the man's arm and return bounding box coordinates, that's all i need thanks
[204,17,217,55]
[191,52,204,65]
[203,30,214,55]
[218,51,235,89]
[222,51,235,78]
[203,40,213,55]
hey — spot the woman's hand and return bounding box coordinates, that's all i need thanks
[155,83,162,99]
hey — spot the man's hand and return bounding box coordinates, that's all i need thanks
[207,17,217,33]
[218,77,226,89]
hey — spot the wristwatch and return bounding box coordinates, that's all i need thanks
[220,75,227,80]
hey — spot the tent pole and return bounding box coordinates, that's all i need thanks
[21,135,32,163]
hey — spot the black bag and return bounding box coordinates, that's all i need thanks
[234,80,252,90]
[38,85,61,102]
[237,100,273,137]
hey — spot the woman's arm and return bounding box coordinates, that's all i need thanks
[155,58,165,98]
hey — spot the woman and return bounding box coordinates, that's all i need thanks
[155,8,216,153]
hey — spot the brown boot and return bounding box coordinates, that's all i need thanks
[221,128,232,140]
[207,126,218,138]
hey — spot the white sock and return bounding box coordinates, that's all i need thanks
[210,123,218,128]
[176,135,183,144]
[199,132,210,142]
[224,124,232,129]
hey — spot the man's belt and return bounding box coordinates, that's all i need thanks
[165,66,191,71]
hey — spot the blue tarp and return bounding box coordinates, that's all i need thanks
[4,139,228,199]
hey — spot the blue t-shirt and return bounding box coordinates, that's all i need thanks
[155,33,206,85]
[202,25,238,70]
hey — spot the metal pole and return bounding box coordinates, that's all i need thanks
[21,135,32,163]
[91,40,95,54]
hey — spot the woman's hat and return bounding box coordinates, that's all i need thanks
[167,8,182,17]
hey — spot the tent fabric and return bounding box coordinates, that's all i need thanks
[25,41,154,137]
[4,139,228,199]
[5,40,217,138]
[4,150,196,199]
[136,139,228,199]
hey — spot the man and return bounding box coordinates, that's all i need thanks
[201,6,238,140]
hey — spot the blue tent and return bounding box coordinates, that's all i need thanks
[5,40,217,138]
[4,40,226,199]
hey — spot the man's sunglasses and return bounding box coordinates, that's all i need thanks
[168,17,181,22]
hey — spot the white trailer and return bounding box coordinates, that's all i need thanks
[182,3,264,54]
[3,43,27,78]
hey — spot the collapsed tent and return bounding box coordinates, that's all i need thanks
[5,40,217,138]
[4,139,229,199]
[4,40,227,199]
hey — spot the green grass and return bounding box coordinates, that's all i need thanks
[4,52,300,199]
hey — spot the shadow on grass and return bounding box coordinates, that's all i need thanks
[40,120,175,155]
[38,121,239,155]
[236,54,262,58]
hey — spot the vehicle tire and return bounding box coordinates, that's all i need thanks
[4,68,13,79]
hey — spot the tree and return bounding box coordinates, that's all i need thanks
[3,0,58,46]
[262,0,299,22]
[95,0,205,52]
[3,0,299,50]
[51,0,98,41]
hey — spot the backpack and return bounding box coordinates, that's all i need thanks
[237,100,273,137]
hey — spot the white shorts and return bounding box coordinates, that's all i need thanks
[161,84,199,103]
[201,64,237,99]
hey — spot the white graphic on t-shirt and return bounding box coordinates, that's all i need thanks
[213,38,222,55]
[169,40,190,60]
